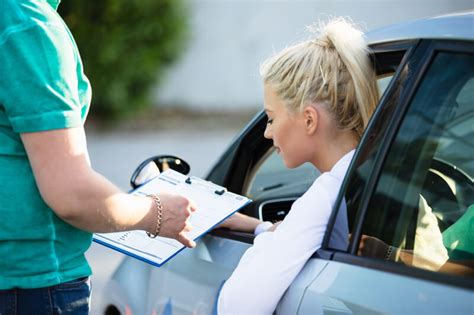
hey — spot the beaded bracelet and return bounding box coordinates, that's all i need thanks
[146,194,163,238]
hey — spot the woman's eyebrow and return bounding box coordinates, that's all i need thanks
[264,108,273,113]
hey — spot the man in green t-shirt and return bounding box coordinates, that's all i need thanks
[0,0,196,313]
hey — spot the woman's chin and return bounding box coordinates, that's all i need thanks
[283,159,300,169]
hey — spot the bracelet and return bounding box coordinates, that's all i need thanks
[385,245,394,261]
[146,194,163,238]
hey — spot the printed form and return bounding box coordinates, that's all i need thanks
[93,169,251,267]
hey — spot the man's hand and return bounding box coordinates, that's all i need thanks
[158,193,197,248]
[357,234,389,258]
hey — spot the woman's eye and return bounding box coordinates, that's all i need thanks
[267,118,273,125]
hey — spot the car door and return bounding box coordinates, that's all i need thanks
[138,42,416,314]
[286,40,474,314]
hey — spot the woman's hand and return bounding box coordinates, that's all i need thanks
[267,221,281,232]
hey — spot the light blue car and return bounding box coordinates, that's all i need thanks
[100,11,474,315]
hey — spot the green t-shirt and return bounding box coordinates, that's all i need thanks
[0,0,92,289]
[443,205,474,261]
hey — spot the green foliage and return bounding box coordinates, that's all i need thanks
[58,0,188,120]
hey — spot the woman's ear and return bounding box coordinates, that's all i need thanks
[303,105,318,135]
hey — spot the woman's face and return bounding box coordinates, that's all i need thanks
[263,85,310,168]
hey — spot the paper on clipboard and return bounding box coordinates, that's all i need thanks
[93,169,251,267]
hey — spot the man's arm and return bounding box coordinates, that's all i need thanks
[21,127,196,247]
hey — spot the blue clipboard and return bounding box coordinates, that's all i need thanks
[93,169,251,267]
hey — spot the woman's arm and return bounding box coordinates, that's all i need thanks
[21,127,196,247]
[217,212,263,233]
[218,183,333,314]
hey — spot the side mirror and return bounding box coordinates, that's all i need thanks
[130,155,191,189]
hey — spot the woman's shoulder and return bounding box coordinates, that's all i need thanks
[308,170,343,195]
[297,162,349,210]
[293,174,335,211]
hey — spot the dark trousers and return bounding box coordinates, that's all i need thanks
[0,277,91,315]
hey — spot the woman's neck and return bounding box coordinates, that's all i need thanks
[313,130,358,172]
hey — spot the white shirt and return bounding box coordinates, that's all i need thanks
[217,150,354,315]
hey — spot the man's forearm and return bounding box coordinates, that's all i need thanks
[40,165,154,233]
[21,127,195,247]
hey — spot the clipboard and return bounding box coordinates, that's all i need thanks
[93,169,251,267]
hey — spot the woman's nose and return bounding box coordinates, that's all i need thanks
[264,125,272,139]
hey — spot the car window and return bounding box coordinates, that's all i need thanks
[355,51,474,278]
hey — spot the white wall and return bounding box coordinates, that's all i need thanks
[153,0,473,112]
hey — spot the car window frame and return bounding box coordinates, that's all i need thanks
[206,110,270,189]
[320,39,474,290]
[207,110,273,242]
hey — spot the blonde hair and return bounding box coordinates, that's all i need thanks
[260,17,379,139]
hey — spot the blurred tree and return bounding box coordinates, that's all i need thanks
[58,0,188,121]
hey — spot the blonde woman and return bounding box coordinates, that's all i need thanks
[217,18,379,314]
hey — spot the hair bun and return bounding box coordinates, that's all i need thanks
[312,17,366,55]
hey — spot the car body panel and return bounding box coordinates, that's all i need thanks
[365,11,474,44]
[103,236,251,314]
[297,260,473,314]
